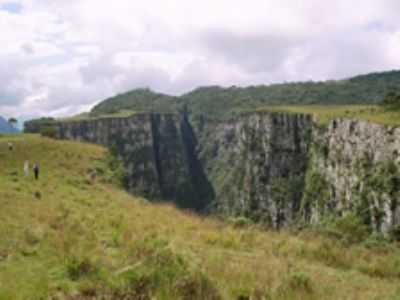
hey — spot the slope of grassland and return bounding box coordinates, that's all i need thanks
[0,135,400,300]
[256,105,400,126]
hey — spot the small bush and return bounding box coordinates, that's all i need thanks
[381,92,400,111]
[65,255,98,281]
[100,149,127,187]
[276,272,314,299]
[228,216,254,228]
[286,272,313,292]
[24,227,42,246]
[309,240,351,269]
[358,255,400,278]
[108,270,152,300]
[34,191,41,200]
[175,272,222,300]
[389,225,400,242]
[362,233,390,250]
[106,236,222,299]
[320,214,370,245]
[40,125,58,138]
[77,280,99,298]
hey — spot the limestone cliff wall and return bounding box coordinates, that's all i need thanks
[303,119,400,233]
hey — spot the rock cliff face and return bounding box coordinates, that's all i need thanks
[302,119,400,234]
[55,112,400,233]
[194,113,313,227]
[56,113,213,210]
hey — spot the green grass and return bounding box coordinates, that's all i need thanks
[1,135,400,299]
[256,105,400,126]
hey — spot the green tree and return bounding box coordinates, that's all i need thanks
[381,92,400,111]
[8,117,18,129]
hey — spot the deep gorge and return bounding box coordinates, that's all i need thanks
[55,112,400,234]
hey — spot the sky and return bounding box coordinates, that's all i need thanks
[0,0,400,120]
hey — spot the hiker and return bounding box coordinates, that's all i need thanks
[33,163,40,180]
[24,160,29,177]
[8,142,13,151]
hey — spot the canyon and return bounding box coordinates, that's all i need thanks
[54,111,400,234]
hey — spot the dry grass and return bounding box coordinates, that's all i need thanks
[0,135,399,299]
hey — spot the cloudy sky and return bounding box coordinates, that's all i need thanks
[0,0,400,119]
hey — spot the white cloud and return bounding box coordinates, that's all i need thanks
[0,0,400,119]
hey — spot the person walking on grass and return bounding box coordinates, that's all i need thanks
[8,142,13,151]
[33,163,40,180]
[24,160,29,177]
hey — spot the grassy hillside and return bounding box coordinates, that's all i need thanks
[1,135,400,299]
[255,105,400,126]
[87,70,400,120]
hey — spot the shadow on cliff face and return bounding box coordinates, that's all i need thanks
[138,113,216,212]
[179,112,215,212]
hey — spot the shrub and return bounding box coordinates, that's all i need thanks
[309,240,351,269]
[381,91,400,111]
[276,272,314,299]
[320,214,371,245]
[101,148,127,187]
[40,125,58,138]
[358,255,400,278]
[108,270,153,300]
[77,280,100,298]
[65,255,98,281]
[174,273,222,300]
[362,233,390,249]
[228,216,253,228]
[106,236,222,299]
[389,225,400,242]
[24,227,42,246]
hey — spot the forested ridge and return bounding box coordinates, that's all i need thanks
[91,69,400,119]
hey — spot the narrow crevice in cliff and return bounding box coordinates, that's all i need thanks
[150,114,164,193]
[180,111,215,212]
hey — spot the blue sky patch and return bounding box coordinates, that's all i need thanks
[364,20,387,32]
[1,2,22,14]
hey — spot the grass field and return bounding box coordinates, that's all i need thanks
[256,105,400,126]
[0,135,400,299]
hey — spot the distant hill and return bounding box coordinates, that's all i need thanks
[91,88,180,116]
[0,116,18,133]
[90,70,400,120]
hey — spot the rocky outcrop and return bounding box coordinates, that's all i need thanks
[55,112,400,233]
[302,119,400,234]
